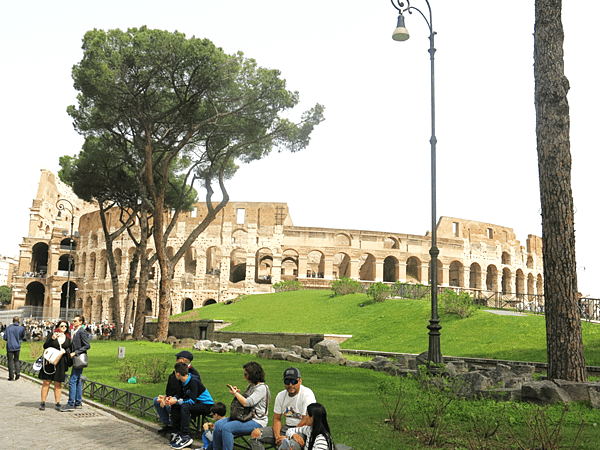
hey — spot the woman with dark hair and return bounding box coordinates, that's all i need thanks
[38,319,72,411]
[280,403,334,450]
[211,361,270,450]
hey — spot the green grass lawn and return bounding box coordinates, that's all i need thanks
[173,290,600,366]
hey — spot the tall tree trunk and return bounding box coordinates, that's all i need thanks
[534,0,586,381]
[99,203,123,338]
[122,248,139,334]
[133,205,152,340]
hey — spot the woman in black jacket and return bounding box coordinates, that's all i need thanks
[38,319,72,411]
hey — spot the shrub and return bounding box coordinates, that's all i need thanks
[142,356,171,384]
[273,280,302,292]
[366,282,392,303]
[116,356,140,382]
[439,289,477,318]
[331,277,364,296]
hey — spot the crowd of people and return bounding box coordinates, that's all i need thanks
[153,352,335,450]
[0,318,121,342]
[3,318,337,450]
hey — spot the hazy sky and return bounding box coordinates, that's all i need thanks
[1,1,597,296]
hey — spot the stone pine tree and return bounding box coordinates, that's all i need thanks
[68,27,324,341]
[534,0,586,381]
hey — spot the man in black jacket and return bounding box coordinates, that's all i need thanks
[154,350,200,434]
[60,315,91,411]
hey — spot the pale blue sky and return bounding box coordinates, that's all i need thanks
[1,1,597,296]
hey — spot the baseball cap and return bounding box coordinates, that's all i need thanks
[283,367,301,380]
[175,350,194,361]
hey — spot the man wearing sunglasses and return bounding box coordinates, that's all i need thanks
[60,315,90,412]
[251,367,316,450]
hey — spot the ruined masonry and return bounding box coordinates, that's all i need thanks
[11,169,543,322]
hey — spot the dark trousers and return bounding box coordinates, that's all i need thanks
[7,350,21,379]
[171,402,212,436]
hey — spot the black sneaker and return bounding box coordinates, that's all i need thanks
[60,404,75,412]
[15,374,20,380]
[172,436,193,449]
[39,402,46,411]
[55,403,62,411]
[169,434,181,446]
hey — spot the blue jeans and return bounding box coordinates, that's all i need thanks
[68,367,84,406]
[213,418,261,450]
[153,397,172,425]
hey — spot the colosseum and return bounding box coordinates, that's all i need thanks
[11,169,544,322]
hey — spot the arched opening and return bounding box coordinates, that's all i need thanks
[58,254,75,273]
[203,298,217,306]
[256,248,274,283]
[90,234,98,247]
[182,298,194,312]
[359,253,375,281]
[501,252,511,265]
[281,249,299,280]
[184,248,197,275]
[449,261,463,287]
[526,256,534,269]
[89,252,97,278]
[206,246,221,275]
[25,281,45,307]
[469,263,481,289]
[502,268,512,294]
[516,269,525,296]
[486,265,498,291]
[536,274,544,295]
[406,256,421,283]
[61,281,78,309]
[306,250,325,278]
[31,242,49,275]
[80,252,87,278]
[383,256,399,282]
[145,298,153,315]
[527,273,535,295]
[384,237,400,249]
[230,249,247,283]
[333,252,350,279]
[60,237,77,251]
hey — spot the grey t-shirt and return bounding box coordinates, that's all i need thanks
[244,383,270,427]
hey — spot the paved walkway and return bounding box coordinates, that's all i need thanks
[0,365,201,449]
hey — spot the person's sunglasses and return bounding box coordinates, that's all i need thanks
[284,379,299,386]
[59,325,67,328]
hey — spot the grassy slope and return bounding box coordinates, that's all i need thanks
[174,290,600,366]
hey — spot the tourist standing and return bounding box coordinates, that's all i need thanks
[60,315,90,411]
[3,316,25,381]
[39,320,72,411]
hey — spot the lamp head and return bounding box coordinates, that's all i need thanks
[392,14,410,41]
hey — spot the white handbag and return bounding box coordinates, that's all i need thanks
[43,346,65,365]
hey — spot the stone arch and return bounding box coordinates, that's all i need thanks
[61,281,78,309]
[114,248,122,276]
[384,236,400,249]
[281,249,299,279]
[256,248,274,283]
[203,298,217,306]
[145,298,153,315]
[469,263,482,289]
[307,250,325,278]
[182,298,194,312]
[230,248,247,283]
[90,233,98,247]
[232,229,248,245]
[25,281,45,307]
[449,261,464,287]
[406,256,421,283]
[31,242,49,274]
[334,233,351,247]
[60,237,77,251]
[486,265,498,291]
[515,269,525,296]
[526,256,534,269]
[502,268,512,294]
[333,252,351,279]
[184,248,197,275]
[502,251,511,265]
[89,252,97,278]
[206,246,221,274]
[428,259,443,286]
[359,253,376,281]
[536,274,544,295]
[527,273,535,295]
[58,254,74,272]
[383,255,399,282]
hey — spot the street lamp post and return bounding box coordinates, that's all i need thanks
[57,198,75,321]
[391,0,442,365]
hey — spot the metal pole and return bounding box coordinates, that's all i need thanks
[57,198,75,322]
[391,0,442,365]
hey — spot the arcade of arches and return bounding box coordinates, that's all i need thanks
[11,172,544,324]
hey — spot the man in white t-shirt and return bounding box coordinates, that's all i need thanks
[250,367,316,450]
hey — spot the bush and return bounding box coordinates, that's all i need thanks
[116,356,140,382]
[142,356,171,384]
[273,280,302,292]
[331,277,364,296]
[439,289,477,318]
[367,282,392,303]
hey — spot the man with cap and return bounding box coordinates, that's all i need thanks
[250,367,316,450]
[154,350,201,434]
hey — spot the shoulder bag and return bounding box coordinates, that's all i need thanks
[230,383,270,422]
[72,352,88,369]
